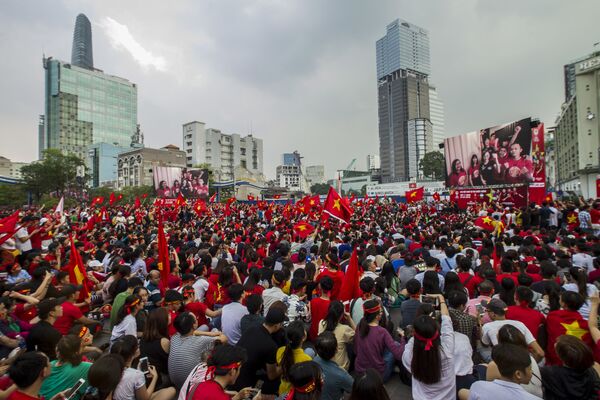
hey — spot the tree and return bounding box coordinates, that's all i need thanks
[419,151,445,180]
[21,149,87,202]
[0,184,28,207]
[310,183,331,195]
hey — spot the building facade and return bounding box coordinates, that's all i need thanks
[71,14,93,70]
[0,157,29,179]
[182,121,263,181]
[544,127,557,190]
[376,19,430,79]
[117,145,186,189]
[305,165,326,187]
[282,151,302,166]
[554,52,600,197]
[87,142,130,188]
[276,164,309,192]
[366,154,381,170]
[429,85,446,150]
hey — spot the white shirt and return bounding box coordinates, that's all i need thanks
[221,302,248,345]
[15,227,32,252]
[192,278,209,302]
[481,320,535,346]
[453,331,473,376]
[562,283,598,319]
[403,315,456,400]
[262,287,288,316]
[572,253,595,274]
[468,379,541,399]
[110,314,137,343]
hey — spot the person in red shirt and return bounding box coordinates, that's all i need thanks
[6,351,67,400]
[186,344,254,400]
[53,284,100,336]
[456,258,483,298]
[308,277,333,341]
[315,253,344,301]
[506,286,545,339]
[182,286,221,331]
[163,290,184,337]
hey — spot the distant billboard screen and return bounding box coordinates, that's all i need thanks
[444,118,535,188]
[153,167,209,199]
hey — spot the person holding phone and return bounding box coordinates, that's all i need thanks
[6,352,70,400]
[40,335,91,400]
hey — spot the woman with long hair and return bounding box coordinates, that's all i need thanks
[82,354,126,400]
[485,325,543,398]
[422,270,442,295]
[402,293,456,399]
[563,266,598,319]
[480,150,500,185]
[354,299,404,382]
[242,267,264,298]
[443,271,466,298]
[40,335,92,399]
[497,278,516,306]
[448,159,467,187]
[317,300,355,370]
[110,294,143,344]
[277,321,312,396]
[111,335,175,400]
[380,262,401,308]
[139,308,171,388]
[348,368,391,400]
[285,361,323,400]
[468,154,483,186]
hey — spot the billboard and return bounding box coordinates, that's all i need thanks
[444,118,535,188]
[153,167,209,199]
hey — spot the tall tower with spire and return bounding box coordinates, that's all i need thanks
[71,13,93,69]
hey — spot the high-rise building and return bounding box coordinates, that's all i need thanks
[554,52,600,197]
[305,165,326,186]
[376,19,438,182]
[182,121,263,181]
[283,151,302,166]
[376,19,430,79]
[41,14,138,165]
[366,155,380,170]
[71,14,93,70]
[429,85,446,150]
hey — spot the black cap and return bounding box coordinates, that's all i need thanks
[60,284,83,298]
[265,306,287,324]
[37,297,66,319]
[482,298,507,315]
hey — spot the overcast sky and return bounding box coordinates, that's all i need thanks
[1,0,599,179]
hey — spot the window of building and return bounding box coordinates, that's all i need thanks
[186,142,192,146]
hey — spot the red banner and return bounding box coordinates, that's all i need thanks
[450,185,529,209]
[528,123,546,204]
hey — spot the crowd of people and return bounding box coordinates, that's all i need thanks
[0,194,598,400]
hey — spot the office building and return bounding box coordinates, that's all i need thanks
[554,52,600,197]
[182,121,263,182]
[117,145,186,189]
[41,14,138,162]
[376,19,430,79]
[276,164,309,193]
[71,14,93,70]
[305,165,326,186]
[429,85,446,149]
[87,143,129,188]
[544,127,557,190]
[283,151,302,166]
[0,157,29,179]
[366,154,381,170]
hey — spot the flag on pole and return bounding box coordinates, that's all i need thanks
[247,195,256,201]
[323,187,353,223]
[193,199,207,216]
[175,193,186,209]
[54,197,64,215]
[90,196,104,207]
[67,235,90,301]
[209,193,217,203]
[109,192,116,206]
[338,248,360,301]
[405,187,424,203]
[293,221,315,238]
[157,214,170,293]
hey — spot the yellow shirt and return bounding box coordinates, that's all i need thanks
[276,346,312,395]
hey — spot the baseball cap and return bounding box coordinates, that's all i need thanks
[265,307,287,325]
[482,298,507,315]
[37,297,66,319]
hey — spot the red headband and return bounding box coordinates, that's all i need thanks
[363,303,381,314]
[285,379,317,400]
[414,330,439,351]
[126,298,141,314]
[204,361,242,381]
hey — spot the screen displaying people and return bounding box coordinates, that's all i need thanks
[154,167,209,198]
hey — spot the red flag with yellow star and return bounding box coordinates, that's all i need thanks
[405,187,424,203]
[546,309,593,365]
[474,215,495,231]
[157,214,170,293]
[193,199,207,216]
[323,187,353,223]
[0,212,19,246]
[175,193,187,209]
[293,221,315,238]
[67,234,90,301]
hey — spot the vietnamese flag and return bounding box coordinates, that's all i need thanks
[91,196,104,207]
[309,195,320,208]
[225,197,235,216]
[109,192,116,206]
[175,193,186,209]
[323,187,353,223]
[193,199,207,216]
[134,197,141,209]
[293,221,315,238]
[474,215,495,231]
[247,195,255,201]
[566,211,579,230]
[85,215,96,231]
[209,193,217,203]
[405,187,424,203]
[67,234,90,301]
[545,309,593,365]
[0,212,20,246]
[432,192,441,202]
[157,214,171,293]
[117,194,123,202]
[338,248,360,301]
[273,194,281,199]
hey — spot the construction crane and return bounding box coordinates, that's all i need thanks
[345,158,357,171]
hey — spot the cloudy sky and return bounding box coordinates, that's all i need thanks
[1,0,599,179]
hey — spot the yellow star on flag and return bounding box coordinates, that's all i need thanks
[297,225,306,231]
[410,192,417,198]
[333,199,341,210]
[310,200,315,205]
[567,215,577,224]
[561,320,587,340]
[482,217,492,224]
[486,191,495,202]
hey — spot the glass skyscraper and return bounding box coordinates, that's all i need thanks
[376,19,430,79]
[71,14,93,70]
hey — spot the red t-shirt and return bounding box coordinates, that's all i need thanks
[7,391,43,400]
[191,379,229,400]
[496,273,519,286]
[457,272,483,298]
[308,297,330,341]
[167,310,179,337]
[317,270,344,301]
[53,301,83,335]
[185,302,209,327]
[506,305,545,339]
[14,303,37,322]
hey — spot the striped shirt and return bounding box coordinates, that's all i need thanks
[168,333,217,390]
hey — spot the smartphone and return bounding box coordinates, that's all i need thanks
[419,295,440,308]
[246,380,263,399]
[475,303,484,315]
[65,378,85,400]
[138,357,149,373]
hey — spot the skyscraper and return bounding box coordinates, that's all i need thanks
[376,19,432,182]
[71,13,93,70]
[429,85,446,149]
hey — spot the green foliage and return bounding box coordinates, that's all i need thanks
[88,185,154,205]
[0,184,28,208]
[310,183,331,195]
[419,151,445,180]
[20,149,87,202]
